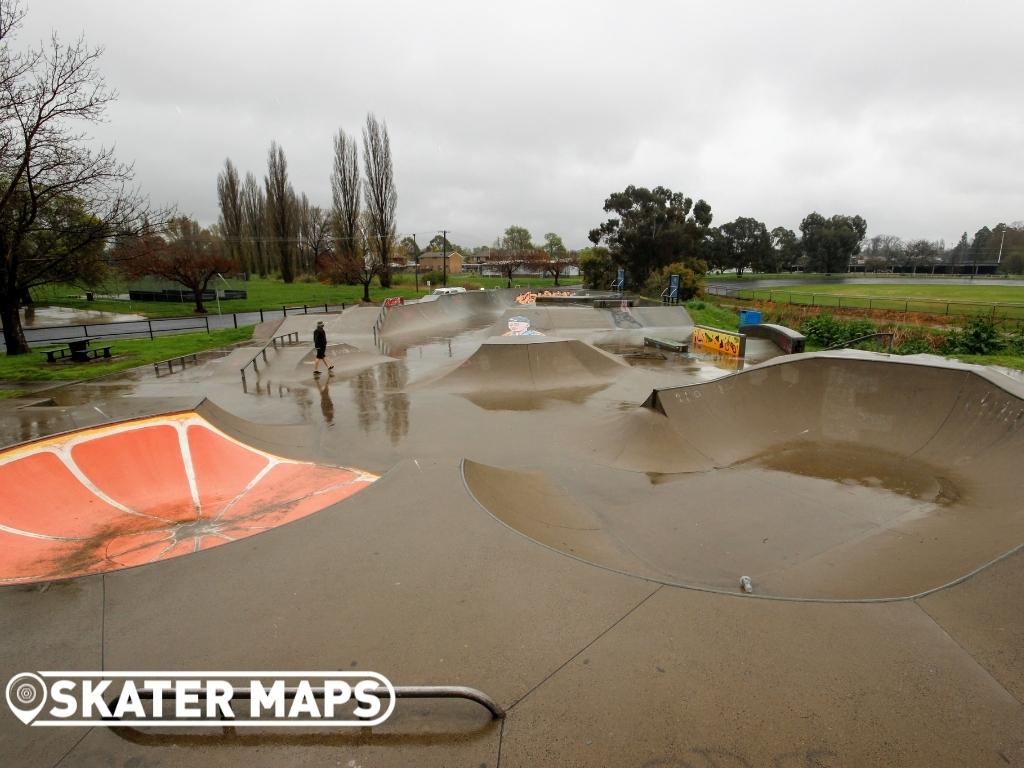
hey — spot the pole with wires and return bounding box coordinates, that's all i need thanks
[441,229,448,286]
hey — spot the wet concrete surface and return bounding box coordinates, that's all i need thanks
[1,290,1022,766]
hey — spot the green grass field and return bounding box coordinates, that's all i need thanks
[732,282,1024,319]
[0,327,254,382]
[31,275,564,319]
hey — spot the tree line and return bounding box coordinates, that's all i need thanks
[581,185,871,297]
[214,113,396,302]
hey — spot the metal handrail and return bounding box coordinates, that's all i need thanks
[106,683,504,720]
[153,353,199,376]
[824,332,895,352]
[239,331,301,385]
[371,303,391,351]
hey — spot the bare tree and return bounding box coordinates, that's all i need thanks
[327,127,368,294]
[125,217,236,313]
[490,255,527,288]
[216,158,244,273]
[539,254,579,286]
[0,1,160,353]
[362,113,397,288]
[264,141,296,283]
[295,191,311,274]
[354,212,381,302]
[302,203,330,276]
[240,171,267,277]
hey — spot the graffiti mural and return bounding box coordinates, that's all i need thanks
[514,290,574,305]
[692,325,746,358]
[502,315,544,336]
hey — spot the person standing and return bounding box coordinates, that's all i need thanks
[313,320,334,376]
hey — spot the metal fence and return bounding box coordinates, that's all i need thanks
[5,303,349,349]
[705,285,1024,323]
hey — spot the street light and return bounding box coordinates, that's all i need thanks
[214,273,230,316]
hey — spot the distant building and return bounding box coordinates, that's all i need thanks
[418,251,463,274]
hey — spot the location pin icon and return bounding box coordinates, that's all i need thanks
[6,673,47,725]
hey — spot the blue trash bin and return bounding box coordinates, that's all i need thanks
[739,309,762,326]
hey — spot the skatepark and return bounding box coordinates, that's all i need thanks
[2,288,1022,766]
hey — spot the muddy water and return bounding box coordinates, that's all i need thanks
[741,441,962,506]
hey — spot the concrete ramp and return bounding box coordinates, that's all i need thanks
[0,405,376,583]
[379,290,509,338]
[431,337,628,392]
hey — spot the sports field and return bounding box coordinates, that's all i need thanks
[731,282,1024,319]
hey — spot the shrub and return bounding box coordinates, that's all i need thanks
[579,248,616,290]
[941,317,1005,355]
[420,270,444,285]
[800,314,876,348]
[641,262,703,302]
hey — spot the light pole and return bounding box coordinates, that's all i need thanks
[215,273,230,315]
[997,227,1007,264]
[413,234,420,293]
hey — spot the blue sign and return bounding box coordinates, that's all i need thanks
[669,273,679,299]
[616,268,625,290]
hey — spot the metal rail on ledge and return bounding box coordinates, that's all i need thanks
[239,330,301,385]
[105,684,505,720]
[824,331,895,352]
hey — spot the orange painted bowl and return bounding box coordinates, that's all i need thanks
[0,412,376,584]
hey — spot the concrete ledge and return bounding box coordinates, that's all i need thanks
[738,323,806,354]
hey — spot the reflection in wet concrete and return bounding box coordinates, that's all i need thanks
[351,367,380,433]
[315,375,335,425]
[462,385,610,412]
[379,361,410,445]
[348,361,411,444]
[40,383,139,406]
[743,442,961,505]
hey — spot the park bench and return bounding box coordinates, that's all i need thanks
[40,339,113,363]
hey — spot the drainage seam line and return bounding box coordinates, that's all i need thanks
[52,728,93,768]
[495,714,506,768]
[913,598,1023,709]
[506,584,663,714]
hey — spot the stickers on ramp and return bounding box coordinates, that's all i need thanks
[0,412,377,583]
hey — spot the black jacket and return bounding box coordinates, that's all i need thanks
[313,327,326,350]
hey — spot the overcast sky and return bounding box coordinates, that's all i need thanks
[20,0,1024,250]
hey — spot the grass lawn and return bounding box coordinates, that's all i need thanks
[0,327,254,382]
[683,300,741,330]
[733,282,1024,319]
[951,354,1024,372]
[31,275,564,319]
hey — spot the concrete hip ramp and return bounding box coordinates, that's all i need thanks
[429,337,629,392]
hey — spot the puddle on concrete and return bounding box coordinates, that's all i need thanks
[38,383,140,406]
[461,385,609,412]
[740,442,961,505]
[596,341,746,375]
